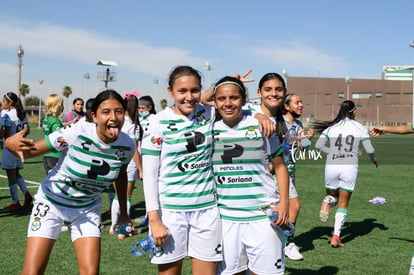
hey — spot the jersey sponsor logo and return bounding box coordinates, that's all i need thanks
[227,176,253,183]
[178,160,210,172]
[87,159,110,179]
[184,131,205,152]
[221,144,244,163]
[218,165,243,172]
[216,175,252,184]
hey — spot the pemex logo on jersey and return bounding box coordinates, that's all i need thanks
[245,126,257,140]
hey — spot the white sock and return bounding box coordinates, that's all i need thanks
[333,208,348,236]
[127,198,131,217]
[111,197,120,228]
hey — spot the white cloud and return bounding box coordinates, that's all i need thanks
[249,40,350,76]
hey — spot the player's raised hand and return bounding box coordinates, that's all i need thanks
[233,69,255,83]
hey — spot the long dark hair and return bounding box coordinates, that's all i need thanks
[92,89,126,113]
[312,100,356,133]
[257,73,287,142]
[4,92,26,121]
[124,94,142,138]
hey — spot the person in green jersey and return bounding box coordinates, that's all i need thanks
[5,89,135,275]
[41,94,64,174]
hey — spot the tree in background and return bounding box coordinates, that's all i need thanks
[19,83,30,107]
[160,99,168,110]
[62,86,73,110]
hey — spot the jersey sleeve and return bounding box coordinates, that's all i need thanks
[141,114,162,157]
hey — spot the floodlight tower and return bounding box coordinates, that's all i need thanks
[97,60,117,88]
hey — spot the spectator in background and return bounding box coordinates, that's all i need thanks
[63,97,85,126]
[138,95,156,131]
[41,94,64,174]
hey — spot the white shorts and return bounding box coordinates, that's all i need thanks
[27,192,102,242]
[325,164,358,192]
[1,148,23,169]
[275,176,298,199]
[217,220,285,275]
[150,206,222,264]
[127,163,138,183]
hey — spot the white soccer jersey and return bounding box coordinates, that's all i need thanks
[141,105,216,211]
[316,118,372,165]
[245,101,276,123]
[213,114,283,222]
[40,121,135,208]
[122,116,140,173]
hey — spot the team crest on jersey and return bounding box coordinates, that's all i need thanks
[54,136,68,149]
[114,147,126,160]
[151,136,162,147]
[194,111,207,125]
[245,126,257,140]
[31,217,41,231]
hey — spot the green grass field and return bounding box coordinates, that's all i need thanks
[0,125,413,274]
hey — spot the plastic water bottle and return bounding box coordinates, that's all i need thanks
[114,223,132,235]
[265,208,295,236]
[130,236,163,257]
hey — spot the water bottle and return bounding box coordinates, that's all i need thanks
[265,208,295,236]
[130,236,163,257]
[283,128,297,151]
[114,223,132,235]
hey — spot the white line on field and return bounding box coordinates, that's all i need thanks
[0,174,40,190]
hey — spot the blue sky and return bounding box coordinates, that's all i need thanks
[1,1,413,109]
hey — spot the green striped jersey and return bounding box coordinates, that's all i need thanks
[40,121,135,209]
[141,105,217,211]
[213,114,283,222]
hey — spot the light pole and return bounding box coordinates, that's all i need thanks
[282,69,288,88]
[17,44,24,97]
[38,80,44,128]
[345,76,351,100]
[83,73,90,94]
[204,61,212,87]
[409,40,414,122]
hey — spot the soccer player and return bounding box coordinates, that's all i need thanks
[0,92,33,210]
[279,93,314,260]
[313,100,378,247]
[5,89,135,274]
[212,76,289,274]
[141,65,222,275]
[110,92,142,239]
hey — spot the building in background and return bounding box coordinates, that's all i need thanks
[286,72,413,126]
